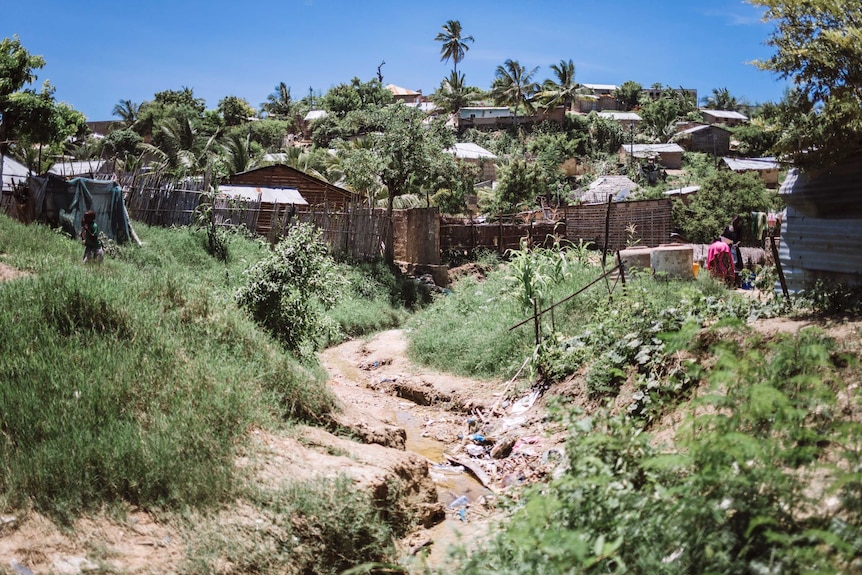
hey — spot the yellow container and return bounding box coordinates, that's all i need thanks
[692,262,700,277]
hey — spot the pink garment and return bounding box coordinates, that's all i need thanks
[707,240,731,269]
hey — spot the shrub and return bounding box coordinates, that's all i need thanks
[235,223,344,355]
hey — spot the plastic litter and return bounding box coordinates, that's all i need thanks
[465,444,485,457]
[448,495,469,509]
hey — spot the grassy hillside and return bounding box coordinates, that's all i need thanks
[0,216,341,519]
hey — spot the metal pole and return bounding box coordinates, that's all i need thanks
[629,121,634,171]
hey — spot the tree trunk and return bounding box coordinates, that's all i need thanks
[385,194,395,265]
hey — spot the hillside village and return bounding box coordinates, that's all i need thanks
[3,4,862,573]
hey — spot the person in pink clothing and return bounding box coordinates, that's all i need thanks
[707,238,734,286]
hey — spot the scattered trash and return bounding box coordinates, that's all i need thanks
[448,495,469,509]
[431,464,465,475]
[510,390,540,415]
[490,435,517,459]
[469,433,485,444]
[457,508,468,521]
[465,444,485,457]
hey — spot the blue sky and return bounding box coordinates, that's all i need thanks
[3,0,788,121]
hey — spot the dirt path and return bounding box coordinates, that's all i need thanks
[320,329,568,565]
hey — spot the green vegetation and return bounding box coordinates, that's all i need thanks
[0,216,330,520]
[408,243,783,391]
[444,328,862,574]
[184,476,403,575]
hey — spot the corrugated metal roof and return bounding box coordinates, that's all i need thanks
[583,83,618,92]
[386,84,420,96]
[576,175,637,204]
[677,124,730,135]
[628,143,684,156]
[2,154,30,191]
[445,142,497,160]
[49,159,107,176]
[701,109,748,120]
[219,185,308,205]
[723,157,779,171]
[598,111,641,121]
[663,185,701,196]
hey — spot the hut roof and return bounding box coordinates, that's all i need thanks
[445,142,497,160]
[722,157,780,171]
[2,154,30,191]
[576,175,637,204]
[701,109,748,121]
[219,185,307,205]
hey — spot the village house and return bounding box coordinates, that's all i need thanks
[598,111,642,131]
[579,84,619,112]
[722,156,781,188]
[673,124,732,155]
[224,164,359,210]
[445,142,497,183]
[620,143,685,169]
[386,84,423,105]
[700,109,748,127]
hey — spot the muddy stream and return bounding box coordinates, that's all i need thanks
[320,331,509,564]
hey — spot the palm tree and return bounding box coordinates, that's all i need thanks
[539,59,589,112]
[139,117,218,175]
[702,87,742,111]
[490,59,540,115]
[435,19,474,75]
[221,132,258,176]
[262,82,293,119]
[112,99,140,129]
[431,70,478,114]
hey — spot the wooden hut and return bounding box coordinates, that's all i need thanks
[224,165,360,210]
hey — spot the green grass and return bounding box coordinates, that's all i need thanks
[183,475,402,575]
[0,216,336,520]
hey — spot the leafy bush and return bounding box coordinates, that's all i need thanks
[449,330,862,574]
[672,170,776,244]
[236,223,344,355]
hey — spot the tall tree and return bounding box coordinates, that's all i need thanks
[490,59,540,115]
[217,95,256,127]
[367,104,454,263]
[702,87,743,111]
[613,80,642,111]
[262,82,293,119]
[435,19,474,75]
[749,0,862,169]
[539,59,588,112]
[112,99,140,128]
[430,70,480,114]
[0,35,45,184]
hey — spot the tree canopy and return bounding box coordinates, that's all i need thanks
[435,20,474,75]
[750,0,862,169]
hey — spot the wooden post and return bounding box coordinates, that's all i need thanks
[769,234,789,298]
[601,194,613,268]
[533,298,540,348]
